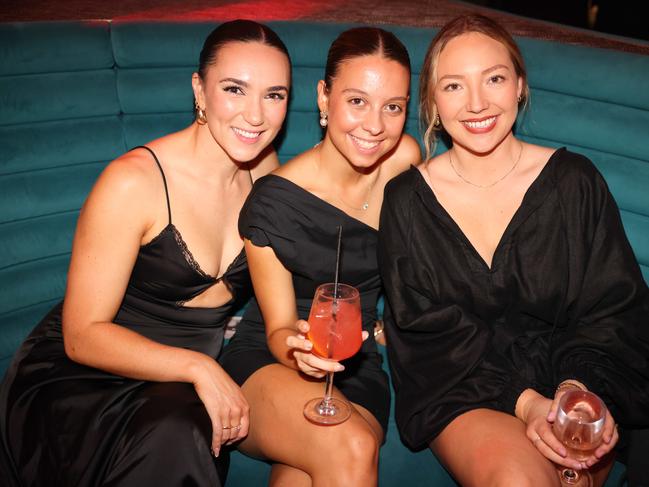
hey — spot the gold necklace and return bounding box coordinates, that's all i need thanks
[448,142,523,189]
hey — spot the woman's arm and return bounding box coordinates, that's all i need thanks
[62,152,247,455]
[245,239,344,377]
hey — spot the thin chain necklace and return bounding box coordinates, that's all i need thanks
[448,142,523,189]
[316,146,380,211]
[336,169,380,211]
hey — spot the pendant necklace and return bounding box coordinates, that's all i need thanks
[336,170,380,211]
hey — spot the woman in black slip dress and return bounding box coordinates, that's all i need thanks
[219,27,421,486]
[0,20,291,486]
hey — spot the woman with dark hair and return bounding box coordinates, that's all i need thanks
[379,14,649,487]
[0,20,290,486]
[220,27,420,486]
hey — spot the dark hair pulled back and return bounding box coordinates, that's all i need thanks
[323,27,411,89]
[198,19,291,78]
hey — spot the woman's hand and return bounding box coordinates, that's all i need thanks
[191,355,250,457]
[546,388,619,468]
[285,319,345,378]
[517,389,585,470]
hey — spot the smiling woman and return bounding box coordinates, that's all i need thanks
[379,14,649,487]
[0,20,290,487]
[219,26,420,486]
[192,40,289,162]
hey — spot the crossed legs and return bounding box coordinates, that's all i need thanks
[237,364,383,487]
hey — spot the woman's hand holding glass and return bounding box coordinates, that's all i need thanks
[548,388,618,467]
[287,319,344,378]
[519,386,617,473]
[286,319,369,379]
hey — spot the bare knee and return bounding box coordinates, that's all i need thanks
[328,425,379,481]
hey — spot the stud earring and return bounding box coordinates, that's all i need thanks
[319,111,328,128]
[517,95,523,103]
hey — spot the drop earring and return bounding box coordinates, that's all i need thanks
[319,111,328,128]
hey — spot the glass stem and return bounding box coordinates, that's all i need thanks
[323,371,335,403]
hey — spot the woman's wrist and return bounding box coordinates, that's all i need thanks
[514,388,543,423]
[184,350,214,385]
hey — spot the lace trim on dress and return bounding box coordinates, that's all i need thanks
[170,224,215,281]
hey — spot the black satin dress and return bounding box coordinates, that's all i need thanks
[379,148,649,451]
[220,174,391,432]
[0,147,251,486]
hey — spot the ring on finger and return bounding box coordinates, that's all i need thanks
[222,424,242,431]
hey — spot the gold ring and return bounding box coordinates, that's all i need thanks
[223,424,242,430]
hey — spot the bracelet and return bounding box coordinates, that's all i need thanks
[555,379,587,393]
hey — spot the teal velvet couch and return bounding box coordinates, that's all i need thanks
[1,20,647,486]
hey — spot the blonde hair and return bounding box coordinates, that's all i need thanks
[419,14,530,159]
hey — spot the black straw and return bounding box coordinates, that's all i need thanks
[333,225,342,315]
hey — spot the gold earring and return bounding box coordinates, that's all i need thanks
[319,111,328,128]
[433,114,441,127]
[517,95,523,103]
[195,101,208,125]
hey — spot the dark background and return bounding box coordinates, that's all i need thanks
[464,0,649,40]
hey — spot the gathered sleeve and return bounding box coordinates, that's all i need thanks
[551,160,649,426]
[238,176,303,266]
[378,172,536,450]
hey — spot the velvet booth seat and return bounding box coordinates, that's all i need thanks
[1,20,647,486]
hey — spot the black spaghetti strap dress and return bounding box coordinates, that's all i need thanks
[0,146,251,486]
[220,174,390,432]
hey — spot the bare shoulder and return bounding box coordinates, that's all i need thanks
[79,147,164,237]
[382,134,422,179]
[272,148,314,181]
[95,147,161,199]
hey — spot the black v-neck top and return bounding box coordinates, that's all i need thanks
[378,148,649,450]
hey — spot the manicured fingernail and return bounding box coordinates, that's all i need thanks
[335,365,344,371]
[305,342,312,350]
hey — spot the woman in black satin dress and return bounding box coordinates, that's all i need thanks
[220,27,420,486]
[0,20,290,486]
[379,14,649,487]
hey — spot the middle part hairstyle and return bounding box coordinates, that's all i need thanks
[419,14,530,159]
[323,27,411,90]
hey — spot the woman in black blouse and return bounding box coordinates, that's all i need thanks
[379,14,649,487]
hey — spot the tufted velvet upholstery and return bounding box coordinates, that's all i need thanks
[1,20,645,486]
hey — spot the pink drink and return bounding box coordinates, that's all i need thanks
[554,391,606,461]
[307,300,362,361]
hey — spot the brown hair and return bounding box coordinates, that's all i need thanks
[419,14,529,159]
[323,27,411,90]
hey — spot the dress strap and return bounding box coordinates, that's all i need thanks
[132,145,172,225]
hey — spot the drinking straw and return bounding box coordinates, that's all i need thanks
[333,225,342,317]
